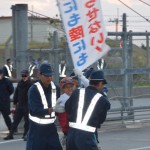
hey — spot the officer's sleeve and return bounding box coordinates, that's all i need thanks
[97,97,111,125]
[28,85,49,116]
[2,66,7,76]
[65,89,79,113]
[56,85,60,99]
[6,79,14,96]
[65,93,73,113]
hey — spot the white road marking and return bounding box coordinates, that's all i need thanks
[128,146,150,150]
[0,139,23,144]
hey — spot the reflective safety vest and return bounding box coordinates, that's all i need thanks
[59,64,66,77]
[4,64,12,77]
[69,89,102,132]
[29,81,57,124]
[97,59,105,70]
[29,65,36,76]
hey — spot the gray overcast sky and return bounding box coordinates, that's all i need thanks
[0,0,149,17]
[0,0,150,32]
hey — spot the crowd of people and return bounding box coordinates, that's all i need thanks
[0,58,110,150]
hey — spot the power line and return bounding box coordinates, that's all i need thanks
[138,0,150,7]
[118,0,150,23]
[28,10,58,20]
[28,10,65,33]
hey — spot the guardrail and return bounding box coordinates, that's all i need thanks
[102,97,150,130]
[11,80,150,130]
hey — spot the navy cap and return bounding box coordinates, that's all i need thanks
[0,68,3,74]
[90,70,107,84]
[84,68,95,79]
[39,64,53,77]
[21,69,29,75]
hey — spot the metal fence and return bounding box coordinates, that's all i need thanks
[12,13,150,124]
[1,9,150,124]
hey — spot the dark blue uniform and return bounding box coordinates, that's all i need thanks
[2,65,12,78]
[26,80,62,150]
[0,76,14,131]
[65,86,110,150]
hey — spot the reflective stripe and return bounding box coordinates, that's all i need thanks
[45,115,51,118]
[61,65,66,77]
[35,82,48,109]
[59,64,66,77]
[76,89,85,123]
[9,65,13,71]
[97,59,104,70]
[69,89,102,132]
[4,76,9,78]
[29,114,55,124]
[29,65,36,76]
[69,122,96,132]
[34,81,56,119]
[51,81,56,117]
[4,65,12,77]
[82,93,102,125]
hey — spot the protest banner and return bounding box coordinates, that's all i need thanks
[57,0,110,71]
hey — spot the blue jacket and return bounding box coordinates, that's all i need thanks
[0,77,14,110]
[65,86,110,128]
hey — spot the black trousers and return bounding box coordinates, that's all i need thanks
[0,109,12,131]
[11,107,29,136]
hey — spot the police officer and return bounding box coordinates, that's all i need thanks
[4,70,32,140]
[28,60,37,79]
[65,70,110,150]
[3,58,13,78]
[26,64,62,150]
[0,68,14,132]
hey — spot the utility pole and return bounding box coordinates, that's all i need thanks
[49,31,63,85]
[146,31,150,80]
[122,13,133,116]
[109,8,120,39]
[30,5,33,42]
[12,4,28,79]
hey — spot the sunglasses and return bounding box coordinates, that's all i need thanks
[22,75,28,77]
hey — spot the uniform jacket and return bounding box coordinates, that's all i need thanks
[0,77,14,110]
[28,80,60,118]
[65,86,110,128]
[13,79,32,108]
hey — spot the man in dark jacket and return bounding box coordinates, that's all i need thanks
[4,70,32,140]
[0,68,14,132]
[65,70,110,150]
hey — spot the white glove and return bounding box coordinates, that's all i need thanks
[73,68,83,77]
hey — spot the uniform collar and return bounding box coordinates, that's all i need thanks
[86,85,99,92]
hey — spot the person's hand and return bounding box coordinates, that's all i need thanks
[48,108,53,115]
[73,68,83,77]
